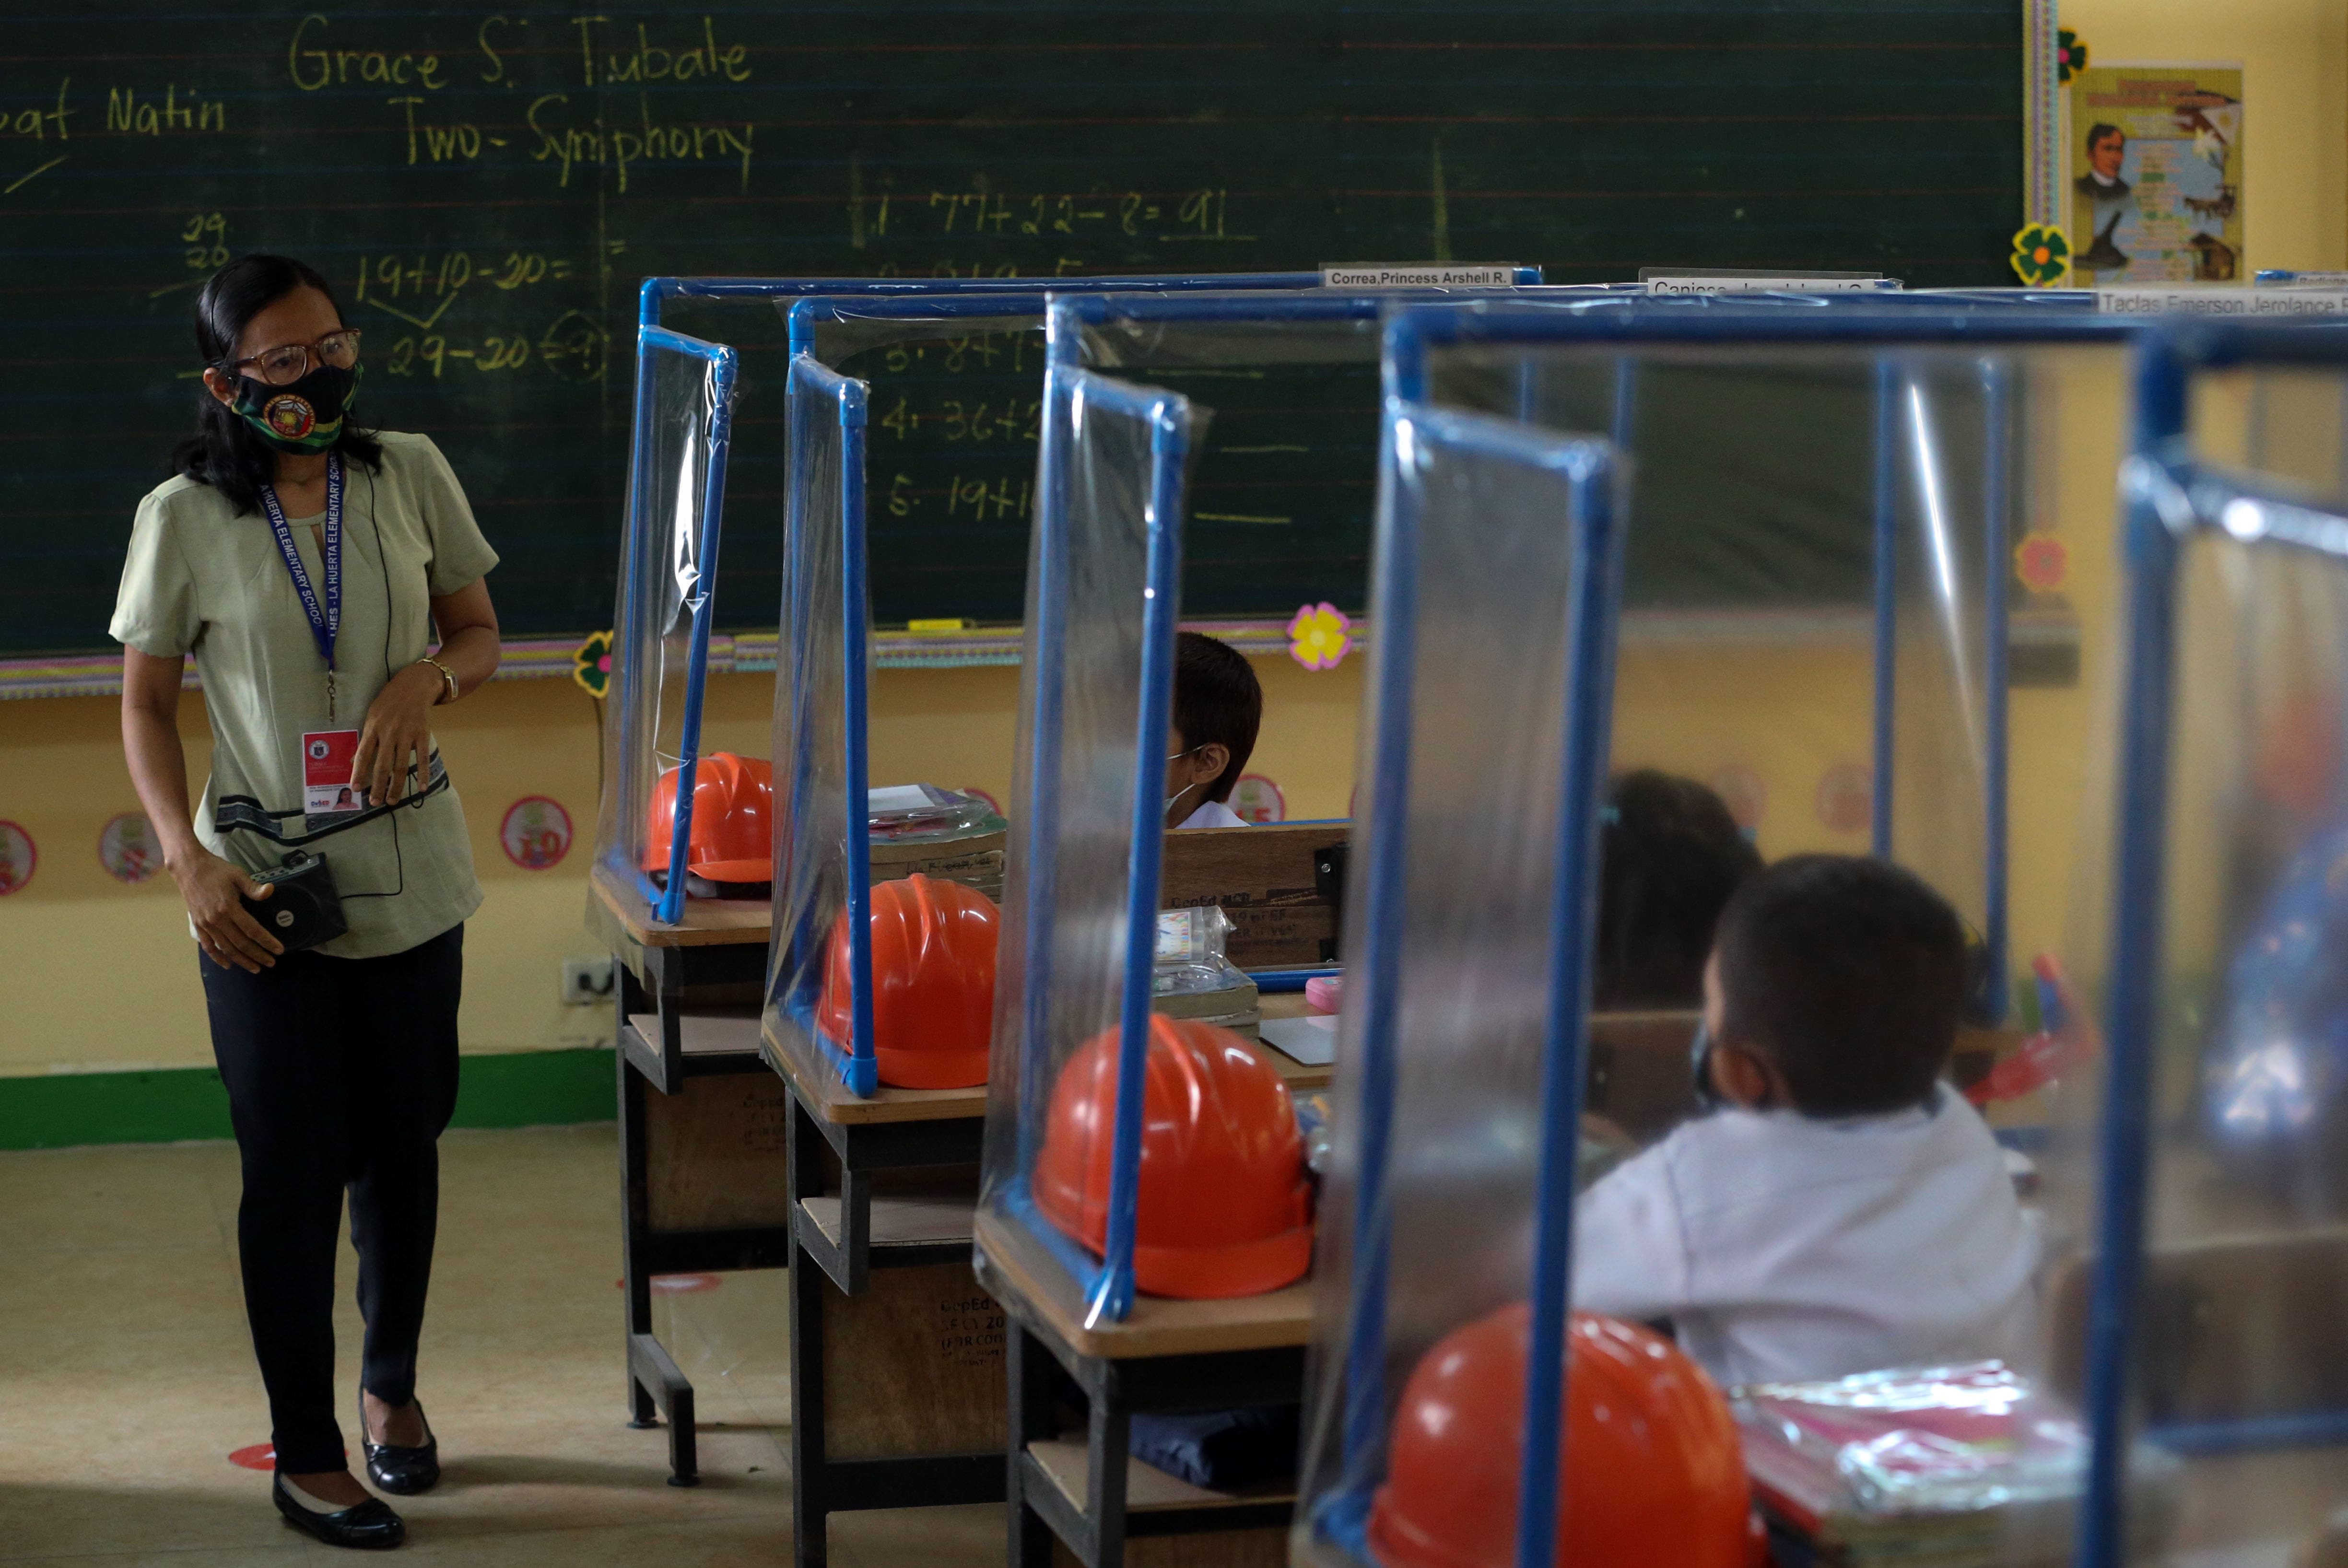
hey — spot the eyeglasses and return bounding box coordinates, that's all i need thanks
[227,329,362,386]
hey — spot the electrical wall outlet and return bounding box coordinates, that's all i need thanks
[561,956,616,1006]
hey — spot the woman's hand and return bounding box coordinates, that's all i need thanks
[173,848,284,972]
[352,663,443,805]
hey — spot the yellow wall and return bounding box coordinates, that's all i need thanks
[0,653,1365,1078]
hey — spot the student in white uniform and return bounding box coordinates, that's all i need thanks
[1573,854,2037,1388]
[1165,631,1261,830]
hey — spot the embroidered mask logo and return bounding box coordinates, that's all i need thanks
[228,362,358,455]
[264,394,317,441]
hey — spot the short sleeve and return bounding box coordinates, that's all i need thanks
[405,434,500,596]
[108,491,200,657]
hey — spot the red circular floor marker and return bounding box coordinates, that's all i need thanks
[228,1443,276,1470]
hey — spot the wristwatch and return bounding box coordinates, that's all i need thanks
[418,656,459,705]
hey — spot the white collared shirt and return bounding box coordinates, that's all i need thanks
[1175,798,1248,830]
[1571,1086,2038,1387]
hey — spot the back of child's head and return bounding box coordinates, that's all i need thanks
[1714,854,1968,1117]
[1173,631,1262,805]
[1594,770,1762,1009]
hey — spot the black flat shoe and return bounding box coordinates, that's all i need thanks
[272,1474,405,1550]
[361,1395,440,1496]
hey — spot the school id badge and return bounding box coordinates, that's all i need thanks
[302,729,364,829]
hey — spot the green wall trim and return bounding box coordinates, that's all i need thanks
[0,1048,618,1152]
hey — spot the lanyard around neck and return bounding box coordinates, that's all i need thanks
[258,455,344,716]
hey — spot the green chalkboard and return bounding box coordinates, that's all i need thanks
[0,2,2027,655]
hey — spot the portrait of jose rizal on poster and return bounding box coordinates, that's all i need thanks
[2068,64,2244,284]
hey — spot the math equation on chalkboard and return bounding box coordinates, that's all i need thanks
[0,4,2024,652]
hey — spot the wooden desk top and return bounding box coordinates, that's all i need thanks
[975,1206,1317,1360]
[767,1002,1330,1126]
[764,1016,994,1125]
[590,862,772,949]
[1258,992,1316,1022]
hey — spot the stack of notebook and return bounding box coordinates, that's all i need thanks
[1735,1362,2171,1567]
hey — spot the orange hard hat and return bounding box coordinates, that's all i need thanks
[1369,1304,1752,1568]
[818,873,1000,1089]
[1033,1015,1312,1299]
[646,752,773,885]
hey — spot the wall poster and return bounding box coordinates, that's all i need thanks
[2068,63,2244,283]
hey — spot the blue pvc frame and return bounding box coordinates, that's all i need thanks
[1357,299,2158,1568]
[1313,403,1624,1567]
[620,274,1330,936]
[1385,299,2149,1022]
[761,274,1454,1095]
[996,366,1196,1327]
[776,355,877,1094]
[613,325,740,926]
[996,285,1542,1323]
[2080,318,2348,1568]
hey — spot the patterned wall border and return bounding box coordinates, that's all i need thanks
[2025,0,2063,228]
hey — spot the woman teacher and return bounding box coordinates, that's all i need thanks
[113,255,501,1550]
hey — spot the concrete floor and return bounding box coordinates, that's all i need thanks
[0,1123,1000,1564]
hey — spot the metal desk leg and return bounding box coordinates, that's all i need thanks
[617,1031,701,1486]
[1010,1324,1058,1568]
[619,1047,658,1429]
[627,1330,699,1486]
[791,1236,833,1568]
[1085,1360,1132,1568]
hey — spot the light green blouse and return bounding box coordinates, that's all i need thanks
[110,432,500,960]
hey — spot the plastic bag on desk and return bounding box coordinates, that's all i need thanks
[1735,1361,2179,1566]
[1152,905,1246,997]
[1737,1362,2089,1519]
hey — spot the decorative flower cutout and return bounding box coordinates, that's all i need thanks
[2015,534,2070,594]
[574,629,615,698]
[2009,223,2071,288]
[1288,602,1353,671]
[2057,29,2086,84]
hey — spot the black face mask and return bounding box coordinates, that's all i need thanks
[230,362,359,454]
[1690,1019,1726,1114]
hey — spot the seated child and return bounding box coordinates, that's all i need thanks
[1595,769,1763,1010]
[1573,854,2037,1387]
[1165,631,1262,830]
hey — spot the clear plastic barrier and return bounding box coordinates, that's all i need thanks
[1295,405,1624,1568]
[766,355,865,1089]
[2051,412,2348,1567]
[753,280,1380,1100]
[1413,314,2142,1051]
[977,367,1205,1326]
[1060,289,1535,620]
[764,349,1011,1096]
[592,328,738,919]
[1323,300,2199,1568]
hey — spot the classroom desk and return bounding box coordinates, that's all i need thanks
[979,1205,1311,1568]
[976,1120,1325,1568]
[769,1007,1331,1568]
[762,1020,1000,1568]
[587,865,787,1487]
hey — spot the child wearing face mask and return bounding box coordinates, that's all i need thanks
[1571,854,2038,1388]
[1165,631,1263,830]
